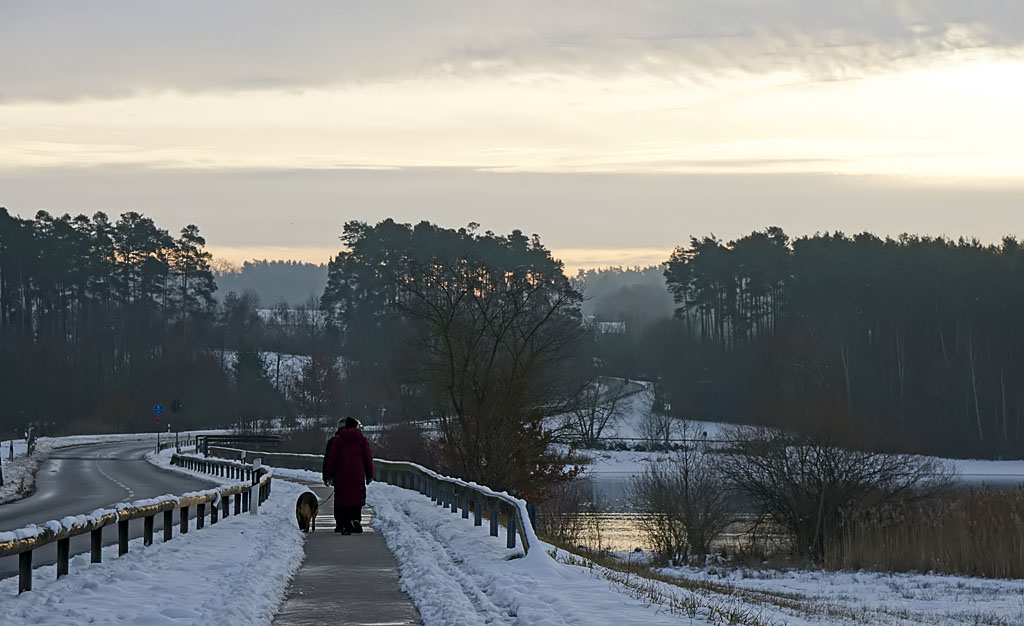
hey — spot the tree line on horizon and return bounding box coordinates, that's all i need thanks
[601,226,1024,458]
[0,208,331,435]
[3,207,1024,462]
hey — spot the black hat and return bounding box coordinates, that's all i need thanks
[344,417,361,429]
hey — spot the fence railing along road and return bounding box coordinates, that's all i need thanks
[0,454,273,594]
[206,446,538,554]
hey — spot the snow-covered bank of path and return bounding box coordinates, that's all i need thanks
[368,481,714,625]
[0,469,307,625]
[653,563,1024,626]
[4,448,717,625]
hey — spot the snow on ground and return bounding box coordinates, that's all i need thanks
[651,562,1024,626]
[0,433,160,505]
[6,441,1020,625]
[215,349,310,391]
[585,378,1024,486]
[582,445,1024,488]
[368,481,714,626]
[0,451,307,626]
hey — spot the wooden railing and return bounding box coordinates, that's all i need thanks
[0,456,273,594]
[203,445,537,555]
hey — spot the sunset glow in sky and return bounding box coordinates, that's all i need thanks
[3,2,1023,271]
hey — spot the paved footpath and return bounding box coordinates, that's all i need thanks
[273,485,421,626]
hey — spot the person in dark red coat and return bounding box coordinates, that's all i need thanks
[324,417,374,534]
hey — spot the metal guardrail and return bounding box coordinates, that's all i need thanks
[0,455,273,594]
[373,459,537,554]
[205,446,538,554]
[196,434,282,456]
[156,437,197,453]
[208,446,321,471]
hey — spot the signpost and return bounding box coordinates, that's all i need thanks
[154,404,164,452]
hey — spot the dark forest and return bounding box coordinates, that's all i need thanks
[3,209,1023,459]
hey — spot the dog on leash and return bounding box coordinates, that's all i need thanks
[295,491,319,532]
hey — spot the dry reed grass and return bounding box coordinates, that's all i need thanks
[534,480,608,552]
[827,487,1024,578]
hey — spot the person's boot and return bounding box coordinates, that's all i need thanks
[351,519,362,534]
[335,523,351,534]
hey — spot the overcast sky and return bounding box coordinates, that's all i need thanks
[3,1,1023,271]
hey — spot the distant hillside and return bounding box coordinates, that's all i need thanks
[574,265,674,327]
[215,259,328,307]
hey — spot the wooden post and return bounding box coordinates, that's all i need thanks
[506,510,517,549]
[91,527,102,563]
[527,503,537,530]
[57,537,70,578]
[234,493,242,515]
[118,519,129,555]
[222,494,230,518]
[450,489,458,513]
[196,503,205,529]
[55,536,70,577]
[180,505,189,534]
[242,491,249,513]
[462,493,469,519]
[163,510,173,542]
[489,503,499,537]
[474,498,482,527]
[19,551,31,593]
[144,515,154,546]
[211,499,219,524]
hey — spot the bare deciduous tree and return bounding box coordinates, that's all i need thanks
[638,400,678,448]
[716,425,953,562]
[629,422,731,563]
[569,377,630,446]
[392,253,586,498]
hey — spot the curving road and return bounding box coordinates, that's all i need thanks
[0,440,219,580]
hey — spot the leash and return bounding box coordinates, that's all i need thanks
[318,489,335,506]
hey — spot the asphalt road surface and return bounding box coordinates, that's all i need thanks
[0,440,218,580]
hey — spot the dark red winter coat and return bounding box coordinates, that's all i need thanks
[325,427,374,507]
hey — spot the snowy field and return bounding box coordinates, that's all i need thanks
[650,562,1024,626]
[368,481,721,626]
[0,450,307,625]
[5,446,1022,625]
[1,433,162,504]
[583,383,1024,487]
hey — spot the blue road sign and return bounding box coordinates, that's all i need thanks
[153,404,165,416]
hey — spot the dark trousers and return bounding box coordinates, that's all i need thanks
[334,505,361,529]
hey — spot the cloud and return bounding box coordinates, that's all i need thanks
[4,1,1024,102]
[2,165,1023,262]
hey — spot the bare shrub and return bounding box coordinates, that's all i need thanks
[828,487,1024,578]
[369,421,442,470]
[568,377,630,447]
[637,403,679,449]
[280,423,333,454]
[534,480,606,551]
[628,435,731,564]
[717,425,954,563]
